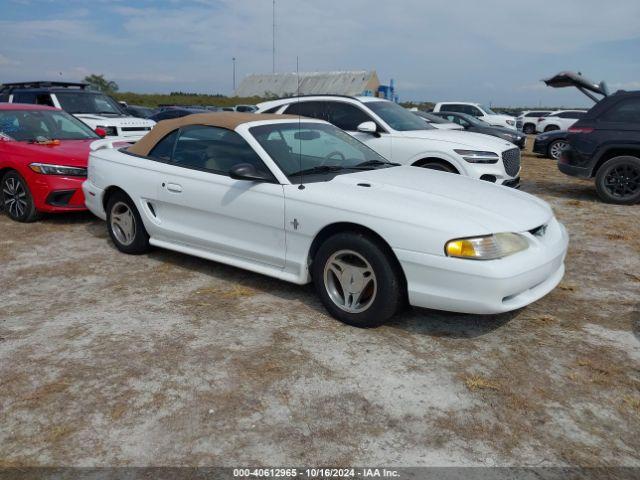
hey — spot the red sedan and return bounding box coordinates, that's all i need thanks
[0,104,99,222]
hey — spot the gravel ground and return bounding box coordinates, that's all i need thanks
[0,139,639,467]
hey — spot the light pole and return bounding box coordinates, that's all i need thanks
[232,57,236,93]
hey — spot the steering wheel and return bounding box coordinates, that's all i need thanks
[322,151,346,166]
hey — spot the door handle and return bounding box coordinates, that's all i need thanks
[166,183,183,193]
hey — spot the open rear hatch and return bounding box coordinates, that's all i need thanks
[543,71,609,103]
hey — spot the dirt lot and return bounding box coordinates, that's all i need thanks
[0,140,639,468]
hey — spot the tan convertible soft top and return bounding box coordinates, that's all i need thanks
[127,112,301,157]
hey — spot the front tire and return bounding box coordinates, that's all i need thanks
[312,232,403,328]
[523,123,536,135]
[595,156,640,205]
[1,171,40,222]
[106,191,150,254]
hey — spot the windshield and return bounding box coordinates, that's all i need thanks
[0,109,99,141]
[480,104,497,115]
[366,101,432,131]
[56,92,124,115]
[250,122,393,182]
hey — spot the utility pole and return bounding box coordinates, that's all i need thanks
[272,0,276,73]
[232,57,236,93]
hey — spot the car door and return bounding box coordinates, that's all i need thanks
[152,125,286,268]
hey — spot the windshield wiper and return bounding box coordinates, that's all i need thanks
[288,165,347,177]
[355,160,400,168]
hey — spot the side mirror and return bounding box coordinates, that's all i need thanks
[229,163,273,182]
[95,127,107,138]
[357,121,378,134]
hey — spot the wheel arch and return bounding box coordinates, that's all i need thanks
[307,222,408,292]
[102,185,132,211]
[0,166,15,180]
[591,146,640,177]
[411,157,460,173]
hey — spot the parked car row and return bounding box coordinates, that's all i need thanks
[0,79,636,326]
[0,98,569,327]
[0,81,155,139]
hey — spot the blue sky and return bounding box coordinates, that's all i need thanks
[1,0,639,107]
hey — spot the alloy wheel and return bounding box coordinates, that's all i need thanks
[110,201,137,246]
[549,141,568,160]
[2,176,28,219]
[323,249,377,313]
[603,163,640,199]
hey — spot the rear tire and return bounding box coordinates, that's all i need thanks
[1,171,40,223]
[312,232,403,328]
[106,191,150,254]
[548,139,568,160]
[595,156,640,205]
[544,125,560,132]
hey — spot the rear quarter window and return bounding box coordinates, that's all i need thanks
[601,98,640,123]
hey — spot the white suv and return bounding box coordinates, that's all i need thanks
[535,110,587,133]
[1,82,155,139]
[257,96,522,187]
[516,110,553,134]
[433,102,516,129]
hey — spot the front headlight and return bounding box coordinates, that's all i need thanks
[453,149,499,164]
[506,120,515,126]
[29,163,87,177]
[445,233,528,260]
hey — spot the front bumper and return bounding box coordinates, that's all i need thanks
[532,138,549,156]
[30,174,87,212]
[81,180,107,220]
[394,218,569,314]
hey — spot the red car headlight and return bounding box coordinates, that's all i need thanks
[29,163,87,177]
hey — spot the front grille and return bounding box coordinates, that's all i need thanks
[121,126,152,132]
[502,148,521,177]
[516,119,523,130]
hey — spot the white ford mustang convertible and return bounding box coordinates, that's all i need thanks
[83,113,569,327]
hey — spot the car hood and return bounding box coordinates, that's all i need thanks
[297,166,552,237]
[394,129,516,151]
[12,139,94,167]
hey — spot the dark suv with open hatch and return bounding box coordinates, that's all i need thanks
[559,90,640,204]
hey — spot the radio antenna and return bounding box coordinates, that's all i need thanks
[272,0,276,73]
[297,56,304,189]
